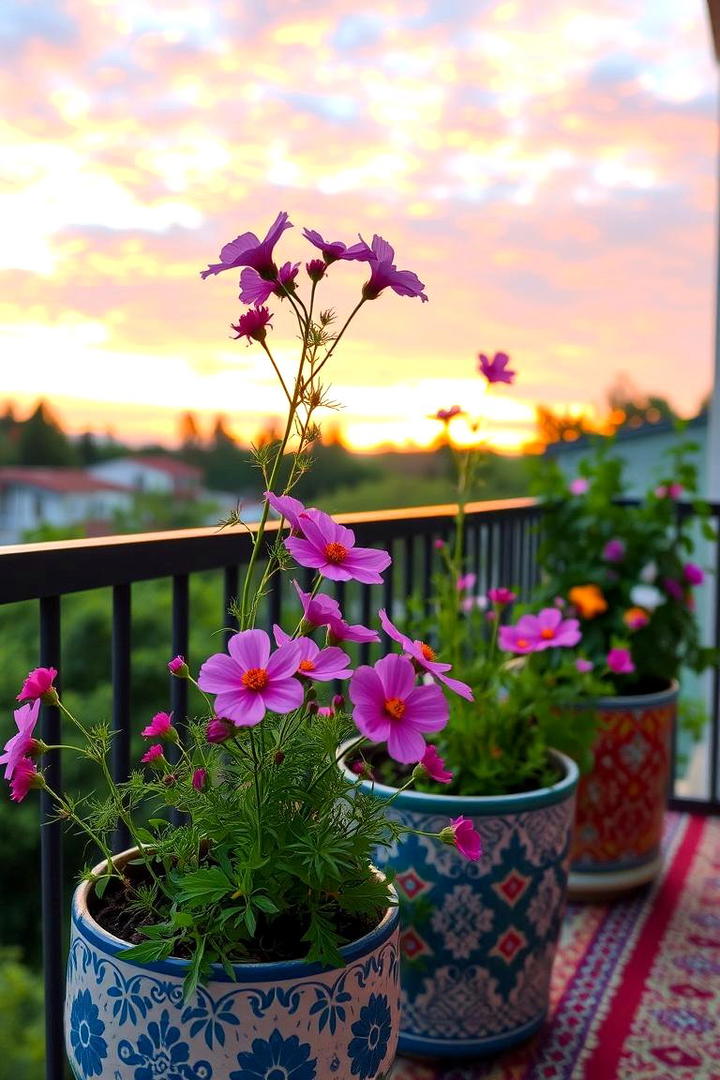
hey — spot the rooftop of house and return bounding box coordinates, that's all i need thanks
[0,467,132,495]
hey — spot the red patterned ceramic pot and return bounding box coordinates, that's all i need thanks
[568,679,678,898]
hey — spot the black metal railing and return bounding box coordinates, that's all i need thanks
[0,496,718,1079]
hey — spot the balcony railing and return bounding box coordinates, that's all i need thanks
[0,496,718,1080]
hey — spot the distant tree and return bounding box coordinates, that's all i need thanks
[179,411,203,451]
[534,405,590,447]
[15,402,79,467]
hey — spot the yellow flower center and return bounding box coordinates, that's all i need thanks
[385,697,406,720]
[540,628,555,640]
[242,667,269,691]
[420,642,436,661]
[299,659,315,672]
[325,542,349,564]
[516,638,530,649]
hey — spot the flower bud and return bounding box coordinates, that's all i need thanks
[168,656,189,678]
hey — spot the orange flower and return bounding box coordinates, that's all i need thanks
[568,584,608,619]
[623,607,650,631]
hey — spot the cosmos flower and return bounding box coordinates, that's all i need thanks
[684,563,705,586]
[17,667,58,703]
[192,769,208,792]
[272,626,353,682]
[140,744,164,764]
[623,608,650,631]
[1,700,41,780]
[478,352,516,384]
[201,211,293,280]
[575,658,594,673]
[285,509,391,584]
[349,654,448,763]
[239,261,299,307]
[198,629,303,727]
[569,477,589,495]
[602,538,626,563]
[488,587,516,606]
[361,235,428,302]
[231,306,273,343]
[498,618,540,654]
[291,582,380,644]
[531,608,582,650]
[607,648,635,675]
[302,228,374,263]
[434,406,463,422]
[306,259,326,282]
[418,745,453,784]
[141,712,176,742]
[206,716,235,744]
[10,757,40,803]
[441,816,483,861]
[378,609,473,700]
[168,656,188,677]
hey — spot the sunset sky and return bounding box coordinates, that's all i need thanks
[1,0,717,452]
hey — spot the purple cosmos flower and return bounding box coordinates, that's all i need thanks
[602,538,626,563]
[575,658,594,673]
[607,648,635,675]
[532,608,582,650]
[201,211,293,280]
[434,406,463,422]
[302,228,374,264]
[10,757,39,803]
[198,629,303,727]
[206,716,235,744]
[498,616,541,654]
[192,768,208,792]
[141,712,176,742]
[285,509,391,584]
[349,654,449,763]
[379,609,473,701]
[433,538,446,550]
[141,744,164,764]
[478,352,516,384]
[264,492,320,532]
[684,563,705,586]
[239,261,299,307]
[1,700,40,780]
[17,667,58,703]
[664,577,685,602]
[488,587,516,606]
[231,306,273,344]
[456,573,477,592]
[292,581,380,644]
[441,816,483,861]
[361,235,428,303]
[569,477,589,495]
[168,656,189,677]
[306,259,326,282]
[272,626,353,681]
[419,745,453,784]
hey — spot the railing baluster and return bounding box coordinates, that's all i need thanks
[422,533,433,613]
[40,595,64,1080]
[170,575,189,826]
[111,584,132,852]
[223,565,240,645]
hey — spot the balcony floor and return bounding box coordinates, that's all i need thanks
[393,811,719,1079]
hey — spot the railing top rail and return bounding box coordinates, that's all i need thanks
[0,497,541,605]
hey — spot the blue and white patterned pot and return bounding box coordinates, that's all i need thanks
[341,749,578,1059]
[65,851,400,1080]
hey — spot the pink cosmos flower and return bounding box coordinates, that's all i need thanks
[285,509,391,584]
[231,306,273,344]
[498,618,540,654]
[664,577,685,602]
[379,610,474,701]
[607,648,635,675]
[141,712,175,741]
[569,477,589,495]
[264,492,319,532]
[332,693,345,709]
[434,406,463,422]
[684,563,705,585]
[456,573,477,592]
[534,608,581,650]
[655,483,684,500]
[17,667,58,703]
[198,629,303,727]
[1,700,41,780]
[192,768,208,792]
[168,656,188,677]
[306,259,326,282]
[141,744,164,764]
[292,582,380,644]
[443,816,483,861]
[239,261,299,307]
[201,211,293,280]
[361,235,428,303]
[272,626,353,681]
[575,658,594,673]
[488,587,516,606]
[602,538,626,563]
[478,352,515,385]
[10,757,39,803]
[433,538,446,550]
[302,228,374,264]
[349,654,449,763]
[419,744,453,784]
[206,716,235,744]
[317,706,334,718]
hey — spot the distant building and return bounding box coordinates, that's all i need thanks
[89,456,203,498]
[0,468,133,545]
[546,414,708,496]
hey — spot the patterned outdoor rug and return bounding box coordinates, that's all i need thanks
[392,812,720,1080]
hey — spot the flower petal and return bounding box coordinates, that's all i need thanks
[262,678,305,714]
[197,654,241,693]
[227,629,270,670]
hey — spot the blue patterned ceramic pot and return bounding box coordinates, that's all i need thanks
[65,850,400,1080]
[340,749,578,1059]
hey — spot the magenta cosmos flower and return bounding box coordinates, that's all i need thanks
[488,587,516,606]
[349,654,449,763]
[168,656,188,677]
[285,509,391,584]
[17,666,58,703]
[361,236,428,303]
[264,492,321,532]
[10,757,40,803]
[575,658,594,673]
[292,582,380,644]
[232,306,273,344]
[419,745,453,784]
[498,616,541,655]
[273,626,352,681]
[442,816,482,861]
[602,538,626,563]
[532,608,581,650]
[456,573,476,592]
[379,610,473,700]
[141,712,175,741]
[664,577,685,602]
[239,261,299,307]
[198,629,303,727]
[201,211,293,280]
[1,700,40,780]
[569,477,589,495]
[303,228,374,264]
[434,406,463,422]
[141,744,164,764]
[206,716,235,744]
[192,768,208,792]
[684,563,704,586]
[478,352,515,384]
[607,648,635,675]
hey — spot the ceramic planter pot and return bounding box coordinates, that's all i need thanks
[568,679,678,898]
[65,850,400,1080]
[340,749,578,1059]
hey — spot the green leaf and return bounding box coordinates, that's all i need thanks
[122,938,176,964]
[172,912,195,929]
[134,828,156,846]
[253,895,279,914]
[176,868,233,907]
[183,936,207,1002]
[244,906,257,937]
[93,874,112,899]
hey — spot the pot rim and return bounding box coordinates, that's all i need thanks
[339,745,579,816]
[591,676,679,710]
[72,851,399,983]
